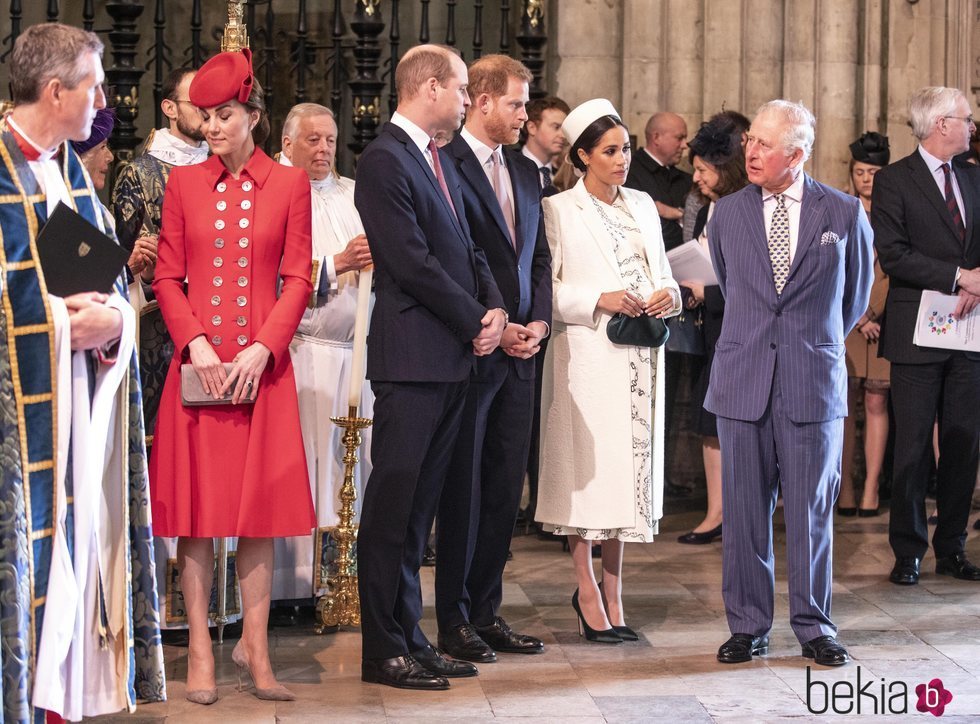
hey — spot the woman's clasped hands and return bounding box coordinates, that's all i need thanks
[597,288,675,318]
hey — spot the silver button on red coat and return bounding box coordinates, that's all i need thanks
[238,276,248,287]
[238,237,249,248]
[217,182,227,192]
[238,218,249,229]
[217,200,227,211]
[215,219,225,230]
[211,295,221,306]
[238,257,248,268]
[241,199,252,210]
[237,296,247,307]
[212,335,222,345]
[213,257,223,267]
[211,315,222,326]
[237,335,248,346]
[242,181,253,192]
[237,316,247,326]
[213,276,223,287]
[214,237,225,249]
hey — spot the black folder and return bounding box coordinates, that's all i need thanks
[36,202,129,297]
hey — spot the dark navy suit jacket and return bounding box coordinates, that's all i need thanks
[354,122,504,383]
[445,135,552,380]
[872,151,980,364]
[705,175,874,423]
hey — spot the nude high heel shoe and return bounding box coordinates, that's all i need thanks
[232,642,296,701]
[185,689,218,705]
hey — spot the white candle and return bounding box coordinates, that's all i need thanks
[348,267,373,409]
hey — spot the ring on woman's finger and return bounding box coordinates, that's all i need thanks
[246,379,254,390]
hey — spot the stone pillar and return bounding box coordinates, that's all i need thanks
[621,0,666,135]
[741,0,784,116]
[551,0,624,108]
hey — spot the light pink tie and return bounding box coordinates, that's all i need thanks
[427,138,457,220]
[490,148,517,249]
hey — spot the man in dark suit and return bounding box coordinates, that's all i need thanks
[437,55,552,663]
[625,111,691,252]
[354,44,507,691]
[872,86,980,586]
[706,101,873,668]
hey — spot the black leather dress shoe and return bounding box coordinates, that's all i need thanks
[889,557,920,585]
[361,655,449,690]
[422,545,436,567]
[802,635,850,666]
[474,616,545,654]
[935,552,980,581]
[677,524,722,544]
[438,623,497,663]
[410,644,479,678]
[717,634,769,664]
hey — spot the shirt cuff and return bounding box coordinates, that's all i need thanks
[532,320,551,338]
[953,267,962,293]
[317,254,339,296]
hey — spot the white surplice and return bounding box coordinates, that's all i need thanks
[272,160,374,600]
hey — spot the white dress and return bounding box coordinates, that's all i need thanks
[535,180,680,541]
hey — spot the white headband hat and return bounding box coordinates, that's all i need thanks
[562,98,622,146]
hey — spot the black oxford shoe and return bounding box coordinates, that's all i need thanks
[361,655,449,690]
[474,616,545,654]
[438,623,497,663]
[935,552,980,581]
[410,644,478,678]
[889,557,920,585]
[717,634,769,664]
[802,635,850,666]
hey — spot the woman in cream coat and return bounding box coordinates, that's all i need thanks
[536,99,681,643]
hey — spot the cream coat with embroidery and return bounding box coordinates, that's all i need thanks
[535,179,680,531]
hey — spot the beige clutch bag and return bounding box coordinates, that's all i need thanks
[180,363,255,406]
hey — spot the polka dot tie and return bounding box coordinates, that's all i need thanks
[768,194,791,295]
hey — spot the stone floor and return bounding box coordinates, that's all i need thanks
[101,506,980,723]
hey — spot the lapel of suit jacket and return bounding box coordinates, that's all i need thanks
[451,136,514,253]
[571,179,623,279]
[618,188,663,278]
[741,184,770,270]
[506,148,536,256]
[954,162,977,254]
[386,123,468,245]
[787,174,826,282]
[907,151,962,244]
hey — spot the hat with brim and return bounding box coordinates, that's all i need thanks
[189,48,254,108]
[562,98,621,147]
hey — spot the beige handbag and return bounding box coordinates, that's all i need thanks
[180,363,255,406]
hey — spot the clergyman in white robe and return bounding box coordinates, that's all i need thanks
[273,156,374,601]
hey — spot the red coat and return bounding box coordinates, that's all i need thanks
[149,148,316,537]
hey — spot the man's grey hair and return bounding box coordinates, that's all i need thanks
[755,100,816,162]
[282,103,336,140]
[907,87,964,141]
[9,23,104,105]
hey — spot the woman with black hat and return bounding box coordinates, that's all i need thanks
[675,115,749,545]
[838,131,891,517]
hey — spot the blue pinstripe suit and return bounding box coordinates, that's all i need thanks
[705,174,873,643]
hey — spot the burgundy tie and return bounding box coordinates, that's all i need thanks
[941,163,966,242]
[428,139,458,219]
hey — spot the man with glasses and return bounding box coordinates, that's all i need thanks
[872,86,980,586]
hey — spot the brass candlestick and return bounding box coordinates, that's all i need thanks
[222,1,249,52]
[315,406,371,632]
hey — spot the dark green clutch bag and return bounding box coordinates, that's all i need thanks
[606,313,670,348]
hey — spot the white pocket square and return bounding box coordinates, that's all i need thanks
[820,231,841,245]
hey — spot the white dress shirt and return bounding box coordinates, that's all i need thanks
[461,127,515,222]
[390,112,435,171]
[918,144,966,223]
[762,170,806,264]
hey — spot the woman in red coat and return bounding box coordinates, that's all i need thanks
[149,49,315,703]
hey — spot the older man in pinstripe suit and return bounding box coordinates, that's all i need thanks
[705,101,874,667]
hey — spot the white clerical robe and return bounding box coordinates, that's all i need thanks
[272,162,374,601]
